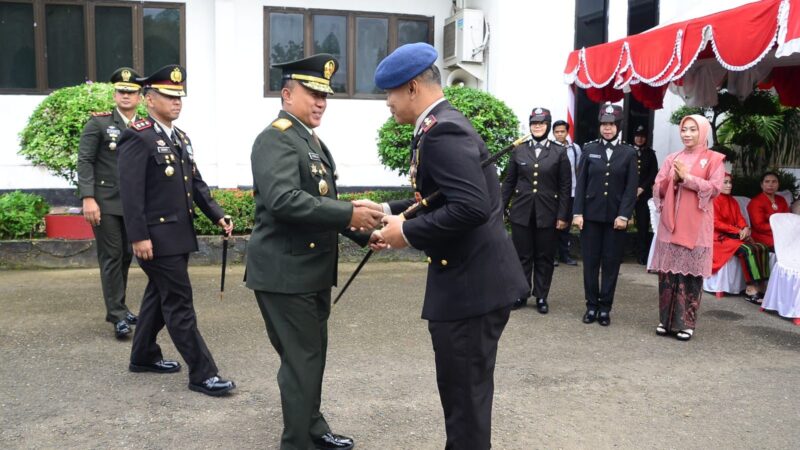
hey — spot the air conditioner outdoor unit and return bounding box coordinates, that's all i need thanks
[443,9,485,68]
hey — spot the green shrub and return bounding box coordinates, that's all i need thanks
[731,170,798,199]
[0,191,50,239]
[377,86,521,177]
[193,189,256,235]
[192,189,417,235]
[18,82,148,185]
[338,189,413,203]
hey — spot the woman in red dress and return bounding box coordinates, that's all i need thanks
[712,174,771,303]
[747,171,790,248]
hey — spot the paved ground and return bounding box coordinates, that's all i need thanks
[1,261,799,449]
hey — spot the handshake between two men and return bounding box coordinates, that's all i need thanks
[347,199,408,251]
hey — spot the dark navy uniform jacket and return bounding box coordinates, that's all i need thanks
[501,139,572,228]
[636,145,659,199]
[117,117,224,257]
[573,139,638,223]
[388,101,528,322]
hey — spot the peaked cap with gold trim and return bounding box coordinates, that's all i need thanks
[140,64,186,97]
[273,54,338,94]
[109,67,142,92]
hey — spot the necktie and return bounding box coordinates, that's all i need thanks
[570,145,578,177]
[535,146,541,159]
[606,147,613,160]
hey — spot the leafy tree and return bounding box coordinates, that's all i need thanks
[377,86,521,177]
[18,82,148,186]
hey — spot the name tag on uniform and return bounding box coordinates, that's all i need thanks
[308,152,321,161]
[157,146,171,153]
[519,162,528,166]
[589,154,602,159]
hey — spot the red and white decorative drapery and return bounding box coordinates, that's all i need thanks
[563,0,800,109]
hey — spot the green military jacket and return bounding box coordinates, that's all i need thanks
[246,111,367,294]
[77,109,133,216]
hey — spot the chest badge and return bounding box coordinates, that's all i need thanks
[165,166,175,177]
[319,179,329,196]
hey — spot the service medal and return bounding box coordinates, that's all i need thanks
[109,141,117,150]
[319,179,329,196]
[165,166,175,177]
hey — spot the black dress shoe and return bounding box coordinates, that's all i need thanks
[511,298,527,310]
[188,375,235,397]
[536,298,549,314]
[562,257,578,266]
[637,257,647,266]
[125,312,138,325]
[129,359,182,374]
[582,309,597,324]
[598,311,611,326]
[114,320,131,339]
[313,432,354,450]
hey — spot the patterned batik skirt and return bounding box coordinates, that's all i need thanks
[658,272,704,331]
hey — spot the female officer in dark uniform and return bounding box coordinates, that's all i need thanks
[572,103,638,326]
[502,107,572,313]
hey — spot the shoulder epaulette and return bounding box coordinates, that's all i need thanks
[131,119,153,131]
[421,114,438,133]
[91,111,112,117]
[271,118,293,131]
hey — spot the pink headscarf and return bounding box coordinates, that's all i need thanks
[660,114,722,248]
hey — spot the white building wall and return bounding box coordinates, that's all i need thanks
[0,0,760,192]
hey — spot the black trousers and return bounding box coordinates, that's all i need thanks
[511,221,557,299]
[131,254,218,384]
[92,213,133,322]
[428,305,511,450]
[254,289,332,450]
[634,195,653,260]
[558,197,575,260]
[580,220,626,312]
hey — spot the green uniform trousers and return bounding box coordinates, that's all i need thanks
[255,289,333,450]
[92,213,133,323]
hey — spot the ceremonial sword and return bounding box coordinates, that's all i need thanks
[219,215,232,300]
[333,133,532,304]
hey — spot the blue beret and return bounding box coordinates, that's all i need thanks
[374,42,438,90]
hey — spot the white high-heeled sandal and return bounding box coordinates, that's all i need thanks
[676,329,694,341]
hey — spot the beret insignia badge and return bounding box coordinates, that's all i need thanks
[324,60,335,80]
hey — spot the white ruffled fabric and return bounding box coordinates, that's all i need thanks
[762,213,800,318]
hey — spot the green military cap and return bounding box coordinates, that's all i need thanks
[140,64,186,97]
[273,54,339,94]
[109,67,142,92]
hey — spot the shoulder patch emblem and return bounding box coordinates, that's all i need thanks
[131,119,153,131]
[91,111,112,117]
[421,114,437,133]
[272,118,293,131]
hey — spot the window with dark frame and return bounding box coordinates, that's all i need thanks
[264,7,433,98]
[0,0,185,94]
[624,0,659,143]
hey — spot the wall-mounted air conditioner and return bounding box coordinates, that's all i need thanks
[443,9,485,68]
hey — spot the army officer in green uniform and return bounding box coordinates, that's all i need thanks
[246,54,383,450]
[77,67,142,339]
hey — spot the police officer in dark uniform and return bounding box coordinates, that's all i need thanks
[246,54,381,450]
[117,64,235,397]
[372,43,529,450]
[632,125,659,265]
[501,107,571,314]
[77,67,142,339]
[572,103,638,326]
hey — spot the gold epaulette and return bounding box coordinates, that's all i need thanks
[91,111,112,117]
[271,118,293,131]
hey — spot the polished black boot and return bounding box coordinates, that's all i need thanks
[313,432,354,449]
[582,309,597,324]
[536,298,549,314]
[188,375,236,397]
[129,359,182,374]
[597,311,611,326]
[511,297,528,310]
